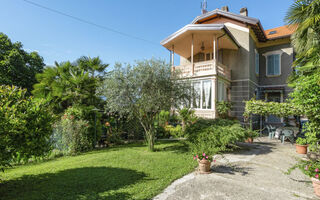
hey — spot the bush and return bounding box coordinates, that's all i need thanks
[216,101,232,119]
[165,125,183,138]
[52,107,92,155]
[0,86,53,170]
[187,119,247,155]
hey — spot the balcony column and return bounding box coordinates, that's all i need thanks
[213,34,218,118]
[191,34,194,75]
[171,45,175,70]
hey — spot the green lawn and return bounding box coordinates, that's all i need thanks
[0,141,196,200]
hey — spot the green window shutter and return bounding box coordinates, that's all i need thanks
[267,55,274,75]
[274,54,280,75]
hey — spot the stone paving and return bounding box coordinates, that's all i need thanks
[154,137,318,200]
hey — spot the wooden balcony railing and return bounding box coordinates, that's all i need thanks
[173,60,231,80]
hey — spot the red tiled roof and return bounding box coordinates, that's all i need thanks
[265,25,296,40]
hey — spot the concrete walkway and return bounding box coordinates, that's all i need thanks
[154,137,317,200]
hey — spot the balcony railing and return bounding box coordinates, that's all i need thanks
[174,60,231,80]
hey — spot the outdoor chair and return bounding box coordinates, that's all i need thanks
[281,129,294,144]
[267,125,276,139]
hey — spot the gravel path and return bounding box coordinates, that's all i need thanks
[154,137,317,200]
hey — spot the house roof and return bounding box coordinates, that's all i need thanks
[191,9,267,42]
[264,25,296,40]
[160,24,240,48]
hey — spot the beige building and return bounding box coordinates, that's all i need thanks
[160,6,295,126]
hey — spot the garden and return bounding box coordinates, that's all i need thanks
[0,32,253,199]
[1,0,320,199]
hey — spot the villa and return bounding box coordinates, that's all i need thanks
[161,6,295,125]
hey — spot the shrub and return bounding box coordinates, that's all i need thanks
[0,86,53,170]
[296,137,308,145]
[187,119,247,155]
[216,101,232,119]
[287,160,320,181]
[165,125,183,138]
[52,107,92,155]
[178,108,198,131]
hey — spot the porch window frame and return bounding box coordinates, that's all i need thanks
[263,50,283,77]
[191,78,214,111]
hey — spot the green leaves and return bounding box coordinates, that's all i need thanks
[244,99,303,118]
[103,58,191,151]
[0,86,53,171]
[32,57,108,114]
[0,33,45,94]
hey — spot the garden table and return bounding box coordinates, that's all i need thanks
[275,127,299,139]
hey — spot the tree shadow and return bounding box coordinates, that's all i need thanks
[213,164,252,176]
[231,141,276,156]
[155,141,190,154]
[0,167,146,200]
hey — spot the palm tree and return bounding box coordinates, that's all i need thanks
[32,57,108,114]
[286,0,320,67]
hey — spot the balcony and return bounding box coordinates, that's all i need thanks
[174,60,231,80]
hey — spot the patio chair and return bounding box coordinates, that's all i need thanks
[281,129,294,144]
[266,125,276,139]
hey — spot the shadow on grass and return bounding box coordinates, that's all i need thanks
[0,167,146,200]
[155,141,190,154]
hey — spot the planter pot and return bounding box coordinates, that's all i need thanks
[311,178,320,198]
[308,152,320,161]
[198,159,211,174]
[245,137,253,144]
[295,144,308,154]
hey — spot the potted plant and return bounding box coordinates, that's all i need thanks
[193,153,215,174]
[287,160,320,197]
[245,129,259,144]
[295,137,308,154]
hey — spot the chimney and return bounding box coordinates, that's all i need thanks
[221,6,229,12]
[201,0,208,14]
[240,7,248,16]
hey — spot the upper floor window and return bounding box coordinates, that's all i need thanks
[255,50,259,75]
[266,54,281,76]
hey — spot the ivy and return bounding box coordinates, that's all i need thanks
[244,99,303,118]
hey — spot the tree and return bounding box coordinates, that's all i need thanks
[0,86,53,171]
[32,56,108,114]
[103,59,191,151]
[286,0,320,151]
[0,33,45,94]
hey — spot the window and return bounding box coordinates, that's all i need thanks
[218,81,226,101]
[192,82,201,109]
[202,80,212,109]
[255,51,259,75]
[191,80,212,110]
[266,54,280,76]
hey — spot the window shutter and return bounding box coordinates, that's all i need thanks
[267,55,274,75]
[274,54,280,75]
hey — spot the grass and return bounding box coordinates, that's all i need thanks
[0,141,196,200]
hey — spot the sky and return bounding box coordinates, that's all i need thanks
[1,0,294,67]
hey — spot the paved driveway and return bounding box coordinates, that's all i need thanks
[154,137,317,200]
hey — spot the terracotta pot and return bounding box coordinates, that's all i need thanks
[245,137,253,144]
[311,178,320,198]
[198,159,211,174]
[295,144,308,154]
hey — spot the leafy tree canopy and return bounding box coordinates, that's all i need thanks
[0,33,45,93]
[103,58,191,151]
[32,56,108,114]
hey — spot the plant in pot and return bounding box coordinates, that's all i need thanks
[287,160,320,198]
[193,153,215,174]
[245,129,259,144]
[295,137,308,154]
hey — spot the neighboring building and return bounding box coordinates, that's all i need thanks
[160,6,295,126]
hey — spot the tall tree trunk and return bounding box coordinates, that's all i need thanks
[140,121,155,151]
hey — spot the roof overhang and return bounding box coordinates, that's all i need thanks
[160,24,240,58]
[191,9,267,42]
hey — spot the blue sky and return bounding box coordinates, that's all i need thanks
[1,0,294,67]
